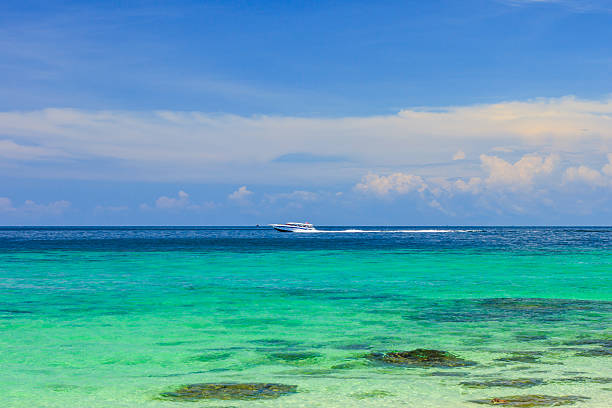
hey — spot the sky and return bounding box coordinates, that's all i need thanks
[1,0,611,225]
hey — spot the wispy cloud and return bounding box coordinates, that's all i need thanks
[0,139,65,160]
[0,96,611,184]
[0,197,70,215]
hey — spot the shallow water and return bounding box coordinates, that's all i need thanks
[1,227,611,407]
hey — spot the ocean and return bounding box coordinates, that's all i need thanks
[1,226,611,407]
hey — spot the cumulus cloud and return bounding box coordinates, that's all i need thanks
[140,190,211,211]
[453,150,466,160]
[564,166,606,186]
[156,190,190,209]
[603,153,612,177]
[0,96,611,183]
[453,177,483,194]
[564,154,612,187]
[355,173,427,196]
[356,153,559,197]
[480,153,557,189]
[228,186,253,202]
[0,197,70,215]
[351,151,612,217]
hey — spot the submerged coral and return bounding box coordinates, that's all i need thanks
[469,394,589,406]
[160,383,297,401]
[460,378,544,388]
[495,352,543,364]
[365,349,476,368]
[574,348,612,357]
[269,351,322,363]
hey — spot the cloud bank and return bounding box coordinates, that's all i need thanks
[1,96,611,222]
[0,96,611,184]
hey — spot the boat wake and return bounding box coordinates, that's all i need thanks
[294,229,479,233]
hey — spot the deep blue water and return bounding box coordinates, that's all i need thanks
[0,226,611,251]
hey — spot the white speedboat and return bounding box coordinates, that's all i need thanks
[270,222,316,232]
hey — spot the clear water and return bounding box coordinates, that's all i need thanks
[1,227,611,407]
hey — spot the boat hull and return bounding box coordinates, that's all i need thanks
[271,223,315,232]
[273,226,295,232]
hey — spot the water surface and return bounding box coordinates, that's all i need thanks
[1,227,611,407]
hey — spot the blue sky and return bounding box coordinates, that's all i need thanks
[1,0,611,225]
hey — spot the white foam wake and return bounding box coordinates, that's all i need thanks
[294,229,478,233]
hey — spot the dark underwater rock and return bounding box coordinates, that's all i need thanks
[552,376,612,384]
[365,349,476,368]
[269,351,322,362]
[564,338,612,347]
[405,298,612,324]
[248,339,301,347]
[160,383,297,401]
[430,371,469,377]
[515,334,548,342]
[278,368,334,375]
[495,352,543,364]
[479,298,593,312]
[189,352,232,362]
[461,378,544,388]
[469,394,589,406]
[574,348,612,357]
[331,361,370,370]
[476,298,612,322]
[335,343,372,350]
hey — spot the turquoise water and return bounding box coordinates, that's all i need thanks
[1,227,611,407]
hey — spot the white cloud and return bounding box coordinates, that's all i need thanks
[0,96,611,183]
[0,197,70,215]
[351,151,612,218]
[228,186,253,202]
[564,165,606,186]
[140,190,211,211]
[453,177,483,194]
[22,199,71,215]
[355,173,427,196]
[480,153,557,189]
[564,154,612,187]
[355,153,559,198]
[156,190,190,209]
[452,150,466,160]
[0,139,65,160]
[602,153,612,177]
